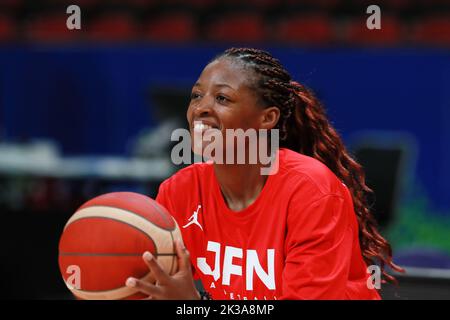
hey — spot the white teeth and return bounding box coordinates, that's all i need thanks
[194,123,213,131]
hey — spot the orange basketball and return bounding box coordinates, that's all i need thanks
[58,192,183,300]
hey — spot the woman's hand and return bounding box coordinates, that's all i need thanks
[125,240,201,300]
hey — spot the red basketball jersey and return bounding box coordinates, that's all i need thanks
[156,148,381,300]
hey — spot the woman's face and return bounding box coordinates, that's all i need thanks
[187,58,264,132]
[187,58,273,156]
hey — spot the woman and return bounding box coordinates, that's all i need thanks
[125,48,402,300]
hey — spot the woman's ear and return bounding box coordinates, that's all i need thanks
[260,106,280,130]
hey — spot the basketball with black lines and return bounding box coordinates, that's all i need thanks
[58,192,183,300]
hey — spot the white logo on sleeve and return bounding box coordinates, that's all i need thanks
[182,205,203,231]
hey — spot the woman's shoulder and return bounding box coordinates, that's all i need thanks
[159,161,213,191]
[279,148,347,198]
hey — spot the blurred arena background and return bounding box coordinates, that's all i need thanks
[0,0,449,299]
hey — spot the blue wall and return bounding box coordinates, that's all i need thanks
[0,45,449,210]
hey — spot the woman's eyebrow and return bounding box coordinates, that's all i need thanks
[214,83,235,90]
[193,82,236,90]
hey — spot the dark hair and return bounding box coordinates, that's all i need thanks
[218,47,403,284]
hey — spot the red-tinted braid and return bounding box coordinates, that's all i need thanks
[219,47,404,284]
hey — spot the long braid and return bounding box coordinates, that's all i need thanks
[219,47,404,284]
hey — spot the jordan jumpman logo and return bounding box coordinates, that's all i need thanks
[182,205,203,231]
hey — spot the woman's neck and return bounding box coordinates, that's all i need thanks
[213,163,268,212]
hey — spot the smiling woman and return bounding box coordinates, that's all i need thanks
[125,47,403,300]
[170,123,279,172]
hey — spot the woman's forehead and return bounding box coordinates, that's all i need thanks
[197,58,253,89]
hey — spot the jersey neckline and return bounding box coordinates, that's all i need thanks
[210,149,283,219]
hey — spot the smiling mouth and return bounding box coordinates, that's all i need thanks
[192,122,219,132]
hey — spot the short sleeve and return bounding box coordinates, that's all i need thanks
[155,180,172,213]
[155,180,201,281]
[280,193,354,299]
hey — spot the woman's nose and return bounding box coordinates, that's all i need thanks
[193,96,213,117]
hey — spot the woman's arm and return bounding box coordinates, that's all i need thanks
[280,193,356,299]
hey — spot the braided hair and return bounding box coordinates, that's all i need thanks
[216,47,403,284]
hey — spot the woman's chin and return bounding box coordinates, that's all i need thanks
[191,142,209,158]
[191,143,223,162]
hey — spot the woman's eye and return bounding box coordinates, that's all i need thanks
[216,95,228,103]
[190,92,201,100]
